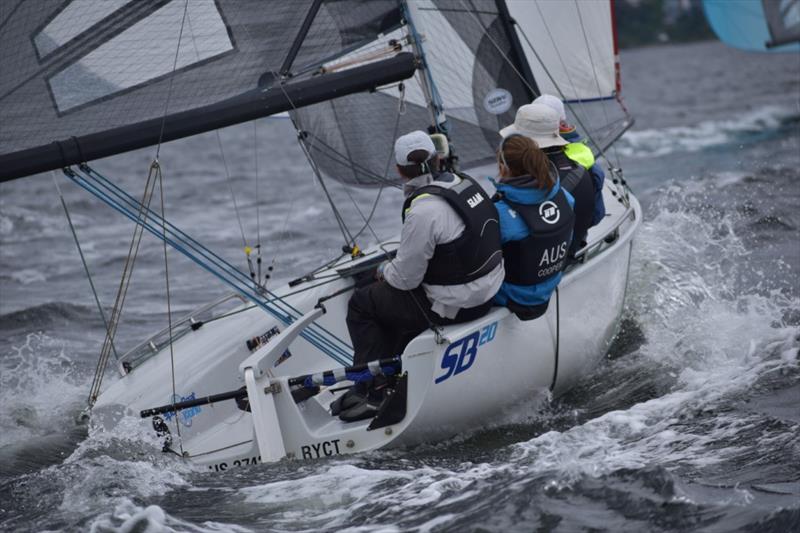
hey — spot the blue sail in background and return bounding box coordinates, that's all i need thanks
[703,0,800,52]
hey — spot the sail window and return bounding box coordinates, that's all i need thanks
[47,0,234,114]
[33,0,132,59]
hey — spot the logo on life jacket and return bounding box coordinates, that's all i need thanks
[467,193,484,208]
[539,242,568,267]
[539,201,560,224]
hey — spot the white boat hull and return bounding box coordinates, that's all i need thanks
[93,181,641,471]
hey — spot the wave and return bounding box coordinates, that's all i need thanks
[0,301,99,331]
[615,106,800,157]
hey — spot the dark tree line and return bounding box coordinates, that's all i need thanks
[615,0,715,48]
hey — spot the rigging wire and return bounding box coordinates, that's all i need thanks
[68,165,354,364]
[572,0,623,169]
[532,1,585,115]
[216,134,249,250]
[254,120,263,284]
[156,162,183,454]
[182,7,257,284]
[52,172,120,408]
[458,0,613,164]
[342,82,405,245]
[275,59,442,337]
[462,0,540,100]
[155,0,190,159]
[275,79,357,250]
[86,164,158,407]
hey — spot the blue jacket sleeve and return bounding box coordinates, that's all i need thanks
[589,163,606,225]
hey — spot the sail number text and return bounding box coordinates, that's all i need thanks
[435,322,497,384]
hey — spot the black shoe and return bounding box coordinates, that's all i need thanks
[330,388,365,416]
[338,395,382,422]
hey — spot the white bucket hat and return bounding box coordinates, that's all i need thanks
[499,103,568,148]
[533,94,566,122]
[394,130,435,165]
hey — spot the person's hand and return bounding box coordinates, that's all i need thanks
[375,260,388,280]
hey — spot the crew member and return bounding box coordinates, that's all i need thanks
[534,94,606,226]
[343,131,503,415]
[492,134,575,319]
[500,103,594,254]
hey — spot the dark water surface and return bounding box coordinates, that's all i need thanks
[1,41,799,532]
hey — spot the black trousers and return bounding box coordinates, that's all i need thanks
[346,281,493,366]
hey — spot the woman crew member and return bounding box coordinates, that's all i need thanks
[492,134,576,320]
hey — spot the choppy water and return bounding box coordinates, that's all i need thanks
[1,41,799,532]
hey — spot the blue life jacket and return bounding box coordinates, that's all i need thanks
[492,177,575,317]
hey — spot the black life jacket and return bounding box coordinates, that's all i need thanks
[499,187,575,286]
[546,149,593,252]
[401,173,502,286]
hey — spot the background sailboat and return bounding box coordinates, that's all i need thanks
[702,0,800,52]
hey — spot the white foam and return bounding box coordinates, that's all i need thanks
[0,332,85,448]
[239,461,500,529]
[9,268,47,284]
[87,498,251,533]
[505,185,799,482]
[616,106,796,157]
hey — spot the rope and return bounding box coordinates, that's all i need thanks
[216,133,249,250]
[532,1,583,107]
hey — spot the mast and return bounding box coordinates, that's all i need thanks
[0,53,417,182]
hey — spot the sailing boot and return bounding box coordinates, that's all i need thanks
[337,376,390,423]
[330,381,369,416]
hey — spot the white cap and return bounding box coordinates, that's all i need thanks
[499,103,568,148]
[533,94,566,122]
[394,130,435,165]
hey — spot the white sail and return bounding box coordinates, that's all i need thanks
[507,0,618,101]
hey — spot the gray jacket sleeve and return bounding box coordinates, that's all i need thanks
[383,199,438,291]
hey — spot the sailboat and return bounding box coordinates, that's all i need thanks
[0,0,640,470]
[703,0,800,52]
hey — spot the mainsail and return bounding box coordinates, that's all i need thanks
[703,0,800,52]
[0,0,415,182]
